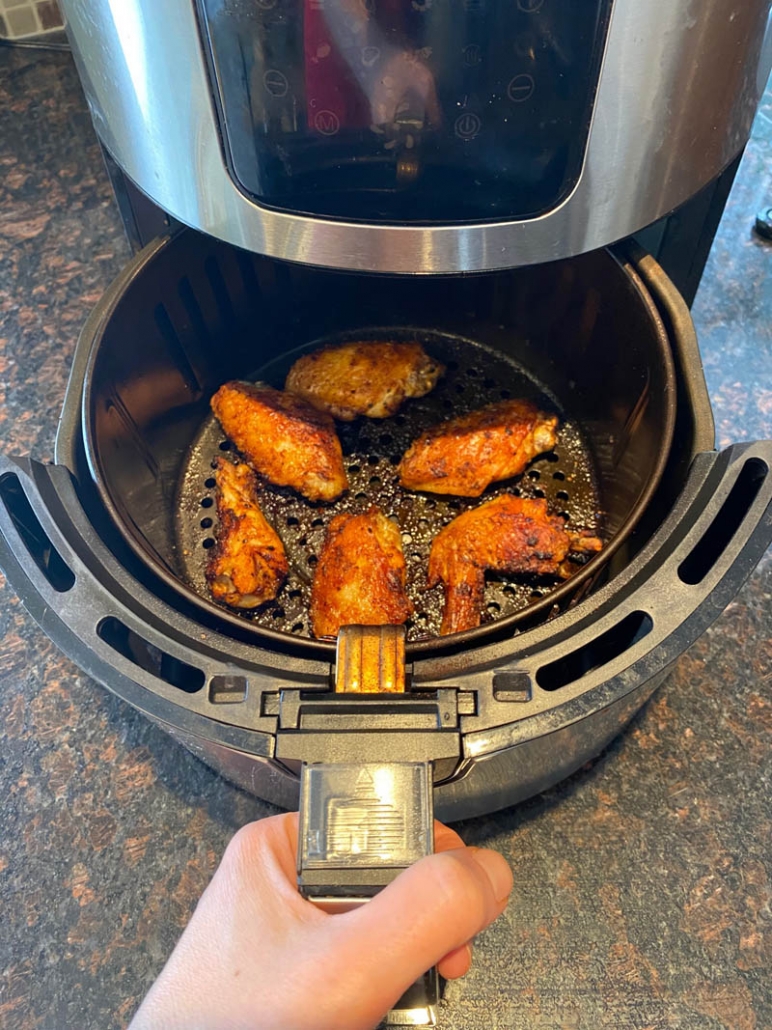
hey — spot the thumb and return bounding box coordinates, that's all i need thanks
[325,846,512,1021]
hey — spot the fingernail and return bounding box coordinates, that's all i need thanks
[471,848,513,904]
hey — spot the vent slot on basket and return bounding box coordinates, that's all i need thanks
[536,611,653,692]
[678,457,768,586]
[97,617,204,693]
[209,674,248,704]
[0,473,75,592]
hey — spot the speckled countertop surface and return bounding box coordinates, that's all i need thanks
[0,47,771,1030]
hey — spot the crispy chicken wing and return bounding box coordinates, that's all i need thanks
[206,459,289,609]
[211,381,348,502]
[285,341,444,420]
[399,399,559,497]
[310,508,414,638]
[428,495,603,635]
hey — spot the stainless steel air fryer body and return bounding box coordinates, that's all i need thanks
[61,0,772,273]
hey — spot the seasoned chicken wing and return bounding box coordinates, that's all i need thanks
[428,495,603,635]
[206,459,289,609]
[285,341,444,420]
[399,399,559,497]
[211,381,348,502]
[310,508,414,638]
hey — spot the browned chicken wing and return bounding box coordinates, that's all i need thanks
[399,399,559,497]
[211,381,348,502]
[428,495,603,635]
[285,341,444,420]
[206,459,289,609]
[310,508,414,638]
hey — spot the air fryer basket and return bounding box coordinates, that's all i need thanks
[1,231,771,819]
[81,231,676,655]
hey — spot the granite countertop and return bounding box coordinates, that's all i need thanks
[1,46,771,1030]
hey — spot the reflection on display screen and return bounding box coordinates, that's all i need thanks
[198,0,611,223]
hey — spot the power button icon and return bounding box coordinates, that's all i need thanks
[454,112,482,140]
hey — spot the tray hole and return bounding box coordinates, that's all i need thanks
[484,378,496,389]
[503,585,516,597]
[395,414,407,426]
[556,490,570,501]
[202,538,215,549]
[311,518,324,528]
[379,434,393,447]
[533,488,546,499]
[97,617,204,693]
[368,455,380,466]
[289,589,302,599]
[500,389,512,400]
[537,611,653,692]
[218,440,231,452]
[528,470,541,481]
[466,367,479,378]
[679,457,768,585]
[291,622,304,634]
[455,384,465,394]
[355,492,367,500]
[545,452,560,463]
[369,476,382,487]
[204,477,216,489]
[0,473,75,593]
[200,517,213,529]
[271,607,285,620]
[287,516,299,526]
[200,497,213,509]
[209,674,247,704]
[558,511,570,521]
[487,601,501,614]
[348,464,361,474]
[442,398,454,410]
[553,471,566,481]
[308,555,318,566]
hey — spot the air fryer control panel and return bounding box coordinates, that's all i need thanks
[197,0,612,223]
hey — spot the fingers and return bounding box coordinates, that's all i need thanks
[326,844,512,1014]
[438,942,473,980]
[434,821,465,853]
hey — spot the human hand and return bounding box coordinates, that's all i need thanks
[129,813,512,1030]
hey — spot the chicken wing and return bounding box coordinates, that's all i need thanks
[211,381,348,502]
[285,341,444,420]
[399,399,559,497]
[206,458,289,609]
[310,508,414,638]
[428,495,603,635]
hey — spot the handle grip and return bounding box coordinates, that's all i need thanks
[297,627,439,1026]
